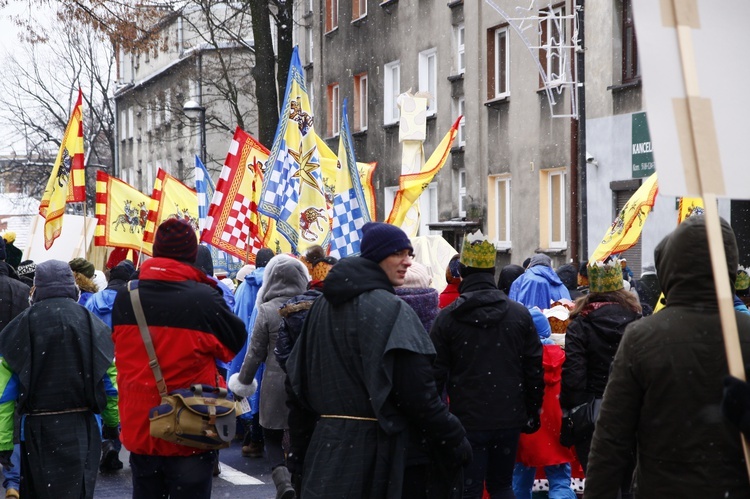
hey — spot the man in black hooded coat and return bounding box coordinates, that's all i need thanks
[286,222,471,498]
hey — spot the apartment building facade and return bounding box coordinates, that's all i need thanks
[309,0,750,272]
[113,5,257,193]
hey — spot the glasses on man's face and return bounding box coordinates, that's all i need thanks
[391,250,413,261]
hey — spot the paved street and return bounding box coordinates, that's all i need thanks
[3,441,278,498]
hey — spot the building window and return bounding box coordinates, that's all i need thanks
[384,184,439,236]
[353,73,368,132]
[456,23,465,74]
[419,48,438,116]
[384,60,400,125]
[540,5,566,86]
[458,168,467,217]
[325,0,338,33]
[622,0,640,83]
[491,175,511,247]
[454,97,465,147]
[120,110,127,141]
[309,0,314,13]
[164,89,171,123]
[306,26,314,65]
[353,0,367,20]
[146,104,153,132]
[127,107,134,139]
[327,83,340,137]
[154,97,161,127]
[487,25,510,99]
[540,168,566,248]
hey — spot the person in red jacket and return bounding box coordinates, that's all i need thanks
[513,308,577,499]
[438,255,461,309]
[112,218,247,498]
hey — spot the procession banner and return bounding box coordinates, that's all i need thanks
[328,99,372,258]
[386,116,461,228]
[258,47,329,255]
[39,88,86,249]
[142,169,198,255]
[94,171,152,252]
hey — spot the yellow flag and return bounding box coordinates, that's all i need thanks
[39,89,85,249]
[677,197,704,224]
[95,170,153,252]
[142,169,198,256]
[589,173,659,264]
[386,117,461,228]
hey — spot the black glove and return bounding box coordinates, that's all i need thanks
[0,450,12,469]
[102,425,120,442]
[723,376,750,436]
[559,415,575,448]
[521,415,541,434]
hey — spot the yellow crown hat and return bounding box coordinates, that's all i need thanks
[588,258,624,293]
[460,230,496,269]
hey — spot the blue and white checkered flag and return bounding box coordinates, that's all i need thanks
[329,99,371,258]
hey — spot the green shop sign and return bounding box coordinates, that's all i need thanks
[631,112,655,178]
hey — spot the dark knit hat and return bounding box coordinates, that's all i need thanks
[195,245,214,276]
[153,218,198,263]
[359,222,413,263]
[556,264,578,291]
[109,260,135,282]
[69,257,96,278]
[498,264,525,295]
[34,260,78,302]
[17,260,36,279]
[256,248,274,268]
[0,239,6,261]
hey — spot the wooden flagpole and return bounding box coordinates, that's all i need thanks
[670,0,750,475]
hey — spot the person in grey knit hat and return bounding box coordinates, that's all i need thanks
[0,259,115,498]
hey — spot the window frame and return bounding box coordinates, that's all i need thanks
[456,23,465,75]
[540,5,567,87]
[494,176,511,247]
[455,97,466,147]
[353,72,368,132]
[353,0,367,21]
[458,168,467,218]
[487,24,510,100]
[419,48,438,116]
[327,82,340,137]
[384,60,401,125]
[621,0,640,83]
[325,0,339,33]
[542,168,567,249]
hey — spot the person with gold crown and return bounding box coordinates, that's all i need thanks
[430,230,544,499]
[560,257,641,494]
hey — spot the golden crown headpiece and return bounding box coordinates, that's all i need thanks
[588,258,624,293]
[460,230,496,269]
[736,266,750,291]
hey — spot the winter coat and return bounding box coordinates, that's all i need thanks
[275,287,322,373]
[0,262,29,330]
[227,267,266,379]
[430,272,544,431]
[585,216,750,498]
[396,286,439,333]
[560,302,641,409]
[509,265,571,310]
[112,257,246,457]
[84,277,129,329]
[287,256,466,498]
[438,281,460,309]
[516,344,575,467]
[0,295,114,499]
[634,273,661,310]
[237,255,309,429]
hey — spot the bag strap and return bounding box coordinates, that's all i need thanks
[128,281,168,398]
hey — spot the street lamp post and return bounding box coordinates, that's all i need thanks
[183,100,206,164]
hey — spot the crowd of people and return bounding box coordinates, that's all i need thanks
[0,215,749,498]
